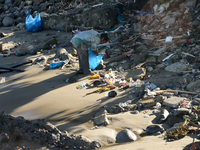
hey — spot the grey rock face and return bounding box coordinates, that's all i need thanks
[2,16,15,26]
[116,129,137,143]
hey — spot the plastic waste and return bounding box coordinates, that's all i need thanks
[129,77,135,87]
[88,74,100,79]
[26,13,42,32]
[81,82,85,87]
[49,61,65,69]
[88,47,103,70]
[135,79,142,87]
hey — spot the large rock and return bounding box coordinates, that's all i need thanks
[165,62,188,73]
[94,109,109,126]
[163,96,184,108]
[116,129,137,143]
[2,16,15,27]
[186,80,200,91]
[41,3,118,30]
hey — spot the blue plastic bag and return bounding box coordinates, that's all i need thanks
[26,13,42,32]
[50,61,65,69]
[88,47,103,70]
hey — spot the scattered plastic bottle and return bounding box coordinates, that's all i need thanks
[81,82,85,87]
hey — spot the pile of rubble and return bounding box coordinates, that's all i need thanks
[0,111,101,150]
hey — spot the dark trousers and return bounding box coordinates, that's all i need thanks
[76,48,91,75]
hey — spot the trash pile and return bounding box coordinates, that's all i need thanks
[83,71,200,144]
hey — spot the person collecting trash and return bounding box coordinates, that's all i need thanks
[71,29,109,75]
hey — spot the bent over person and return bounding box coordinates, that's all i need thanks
[71,29,109,75]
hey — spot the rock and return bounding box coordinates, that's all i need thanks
[41,3,118,30]
[165,62,188,73]
[146,125,164,135]
[134,53,147,63]
[116,129,137,143]
[104,55,127,65]
[55,48,69,60]
[168,116,180,126]
[94,109,109,126]
[186,80,200,91]
[119,68,146,80]
[56,24,63,31]
[4,0,12,5]
[185,0,197,8]
[2,16,15,27]
[163,96,184,108]
[193,19,200,26]
[75,135,92,147]
[28,48,37,55]
[33,0,44,6]
[118,62,130,70]
[172,108,190,116]
[42,38,57,50]
[154,109,169,124]
[145,57,157,63]
[0,132,9,143]
[15,48,27,56]
[138,97,156,108]
[3,5,9,11]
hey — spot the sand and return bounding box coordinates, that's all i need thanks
[0,27,199,150]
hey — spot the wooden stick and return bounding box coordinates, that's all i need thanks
[0,66,24,72]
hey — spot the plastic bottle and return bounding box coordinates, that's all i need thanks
[129,77,135,87]
[81,82,85,87]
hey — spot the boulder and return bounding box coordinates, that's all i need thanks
[165,62,188,73]
[2,16,15,27]
[94,109,109,126]
[116,129,137,143]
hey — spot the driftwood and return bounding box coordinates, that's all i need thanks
[0,66,24,72]
[0,60,32,73]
